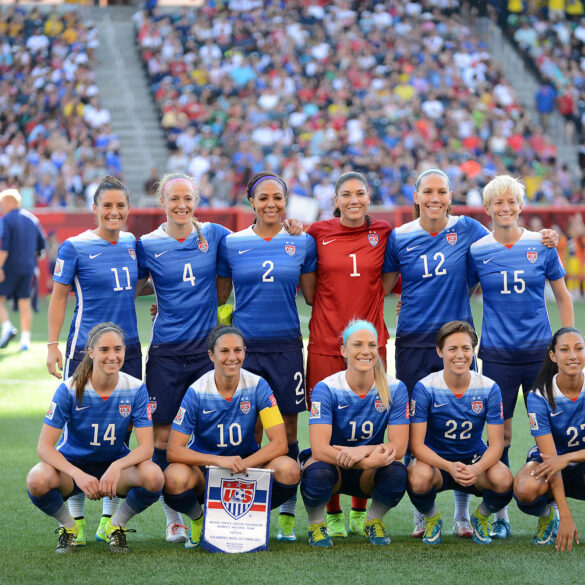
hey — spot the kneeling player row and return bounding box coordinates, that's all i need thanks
[27,321,584,553]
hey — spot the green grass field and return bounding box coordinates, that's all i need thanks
[1,297,584,585]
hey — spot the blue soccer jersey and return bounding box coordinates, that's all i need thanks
[527,376,585,456]
[309,371,410,446]
[411,371,503,461]
[171,368,279,456]
[137,222,230,355]
[0,208,45,274]
[217,226,317,351]
[468,230,566,363]
[384,215,488,348]
[53,231,140,359]
[43,372,151,464]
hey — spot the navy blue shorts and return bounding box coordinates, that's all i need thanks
[437,450,486,496]
[483,360,541,420]
[146,351,213,424]
[64,351,143,380]
[0,270,33,300]
[244,348,306,415]
[526,447,585,501]
[65,461,111,498]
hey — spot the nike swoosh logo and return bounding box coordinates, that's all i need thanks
[238,249,252,255]
[75,405,90,411]
[322,239,336,245]
[550,410,563,417]
[483,257,494,264]
[434,402,446,408]
[337,404,349,409]
[89,253,102,259]
[295,398,305,405]
[155,251,168,258]
[406,245,420,252]
[202,409,216,414]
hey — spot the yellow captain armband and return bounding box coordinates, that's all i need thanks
[217,303,233,325]
[259,405,283,430]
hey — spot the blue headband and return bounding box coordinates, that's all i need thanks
[342,320,378,344]
[249,175,287,196]
[415,168,450,190]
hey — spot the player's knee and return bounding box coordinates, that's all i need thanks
[407,461,433,493]
[301,461,338,508]
[26,466,50,497]
[274,457,300,485]
[372,463,407,508]
[140,461,164,492]
[163,463,192,494]
[488,463,513,492]
[513,466,541,503]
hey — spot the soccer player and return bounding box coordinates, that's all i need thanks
[407,321,513,545]
[217,171,317,541]
[136,172,231,539]
[163,325,300,548]
[468,175,573,538]
[26,322,163,553]
[300,320,409,547]
[0,188,45,351]
[514,327,585,552]
[46,176,145,543]
[305,171,393,538]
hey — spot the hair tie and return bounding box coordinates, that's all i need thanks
[161,177,195,196]
[249,175,287,196]
[415,168,451,190]
[342,320,378,344]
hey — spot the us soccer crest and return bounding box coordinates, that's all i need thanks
[471,400,483,415]
[240,400,251,415]
[221,478,256,520]
[119,403,131,417]
[285,244,296,256]
[368,233,379,247]
[198,241,209,253]
[374,399,385,413]
[128,248,136,260]
[446,232,457,246]
[526,250,538,264]
[149,399,157,414]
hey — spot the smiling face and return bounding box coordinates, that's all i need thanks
[88,330,125,377]
[341,328,378,374]
[249,179,286,229]
[161,180,197,229]
[485,190,522,229]
[414,173,452,223]
[209,333,245,379]
[437,331,475,377]
[334,177,370,227]
[93,189,129,235]
[550,331,585,378]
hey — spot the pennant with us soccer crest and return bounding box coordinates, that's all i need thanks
[446,231,457,246]
[526,249,538,264]
[285,242,296,256]
[368,232,379,247]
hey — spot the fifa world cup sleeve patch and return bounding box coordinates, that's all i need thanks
[174,407,186,426]
[528,412,538,431]
[310,401,321,419]
[46,401,57,420]
[54,258,64,277]
[259,405,283,429]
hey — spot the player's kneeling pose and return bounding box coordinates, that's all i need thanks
[407,321,513,545]
[162,326,299,549]
[27,323,163,553]
[300,320,409,547]
[514,327,585,552]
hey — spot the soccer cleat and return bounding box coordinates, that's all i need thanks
[364,518,391,545]
[308,522,333,547]
[412,510,425,538]
[276,514,297,542]
[490,518,512,539]
[422,513,442,545]
[95,515,110,542]
[166,520,188,543]
[349,509,366,535]
[534,506,556,545]
[105,519,135,553]
[453,516,473,538]
[0,327,17,349]
[74,517,87,546]
[470,508,492,544]
[55,526,78,553]
[19,344,29,352]
[326,512,348,538]
[184,516,203,549]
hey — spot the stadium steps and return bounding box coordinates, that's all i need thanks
[90,6,168,206]
[481,16,577,173]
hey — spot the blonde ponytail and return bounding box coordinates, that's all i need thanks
[373,357,391,411]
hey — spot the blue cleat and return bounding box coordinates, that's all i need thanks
[0,327,17,349]
[308,522,333,547]
[471,508,492,544]
[422,513,442,545]
[364,518,391,545]
[534,507,556,545]
[490,518,512,539]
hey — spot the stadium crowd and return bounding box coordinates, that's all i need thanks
[135,0,583,212]
[0,6,120,208]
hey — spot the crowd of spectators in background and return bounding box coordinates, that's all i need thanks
[0,6,120,208]
[135,0,584,215]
